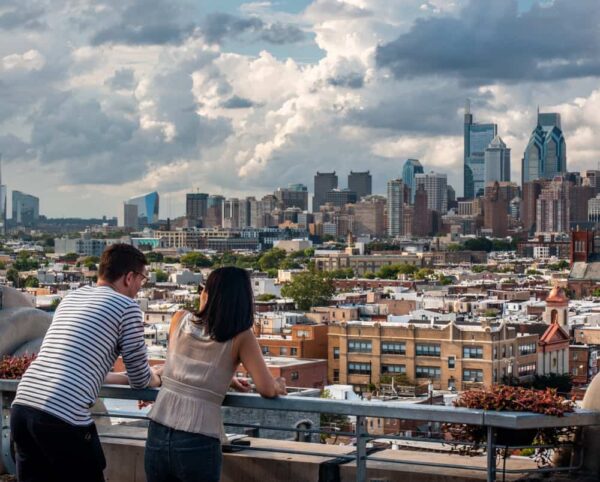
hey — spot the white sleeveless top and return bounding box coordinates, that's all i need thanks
[148,312,236,441]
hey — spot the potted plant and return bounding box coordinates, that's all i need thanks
[445,385,576,466]
[0,354,37,380]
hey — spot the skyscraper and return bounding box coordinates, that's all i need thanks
[274,184,308,210]
[223,198,241,229]
[351,196,386,236]
[205,195,224,228]
[0,157,6,235]
[464,102,497,198]
[415,172,448,214]
[484,136,511,184]
[412,184,431,237]
[313,172,338,212]
[124,192,159,228]
[401,159,424,203]
[387,179,404,237]
[348,171,372,200]
[12,191,40,227]
[186,192,208,226]
[325,189,357,208]
[483,182,509,238]
[536,178,567,234]
[522,112,567,185]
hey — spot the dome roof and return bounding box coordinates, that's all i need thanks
[546,286,569,304]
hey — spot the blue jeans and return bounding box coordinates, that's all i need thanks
[145,420,222,482]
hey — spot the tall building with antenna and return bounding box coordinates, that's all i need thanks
[464,100,497,198]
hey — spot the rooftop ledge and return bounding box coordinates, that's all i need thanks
[2,380,600,482]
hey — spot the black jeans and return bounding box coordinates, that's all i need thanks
[10,404,106,482]
[145,420,222,482]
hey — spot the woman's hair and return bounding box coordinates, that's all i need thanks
[195,267,254,342]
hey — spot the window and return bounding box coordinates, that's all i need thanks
[291,371,299,380]
[509,345,514,357]
[348,340,372,353]
[333,347,340,359]
[519,343,536,356]
[518,363,536,376]
[381,341,406,355]
[262,346,269,355]
[381,364,406,374]
[463,346,483,359]
[448,356,455,369]
[415,366,441,379]
[297,330,309,338]
[501,346,506,358]
[416,344,441,357]
[333,369,339,381]
[280,347,288,356]
[493,346,498,359]
[290,347,297,356]
[463,369,484,382]
[348,362,371,375]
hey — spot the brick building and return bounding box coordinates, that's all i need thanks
[327,320,539,392]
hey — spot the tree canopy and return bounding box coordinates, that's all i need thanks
[280,271,335,310]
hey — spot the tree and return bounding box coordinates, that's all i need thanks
[146,251,164,263]
[376,263,417,279]
[154,270,169,282]
[6,268,20,287]
[256,293,277,302]
[328,268,354,279]
[180,252,212,269]
[280,271,335,310]
[61,252,79,262]
[14,257,39,271]
[258,248,287,271]
[463,237,493,252]
[414,268,434,280]
[24,276,40,288]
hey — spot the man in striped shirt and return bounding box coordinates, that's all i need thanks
[11,243,162,482]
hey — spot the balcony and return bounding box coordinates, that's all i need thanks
[2,379,600,481]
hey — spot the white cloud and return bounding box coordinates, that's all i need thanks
[1,0,599,218]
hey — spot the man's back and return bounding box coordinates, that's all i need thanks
[14,285,150,426]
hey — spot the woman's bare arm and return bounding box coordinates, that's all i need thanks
[236,329,286,398]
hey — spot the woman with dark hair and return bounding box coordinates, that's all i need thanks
[144,267,286,482]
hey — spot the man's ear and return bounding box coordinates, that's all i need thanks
[122,271,134,287]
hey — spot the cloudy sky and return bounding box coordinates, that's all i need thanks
[1,0,600,219]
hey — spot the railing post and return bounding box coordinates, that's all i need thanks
[486,425,496,482]
[1,390,16,475]
[355,415,367,482]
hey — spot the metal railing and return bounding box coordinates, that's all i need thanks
[2,379,600,482]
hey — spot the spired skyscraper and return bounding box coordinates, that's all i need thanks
[464,101,497,198]
[522,111,567,185]
[402,159,424,203]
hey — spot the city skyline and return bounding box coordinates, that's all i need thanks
[1,0,600,218]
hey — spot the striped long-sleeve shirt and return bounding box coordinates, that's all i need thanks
[13,285,151,426]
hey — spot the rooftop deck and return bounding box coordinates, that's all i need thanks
[2,380,600,481]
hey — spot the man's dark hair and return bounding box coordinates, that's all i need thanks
[98,243,148,283]
[196,267,254,342]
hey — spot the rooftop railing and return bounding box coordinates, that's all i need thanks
[2,379,600,482]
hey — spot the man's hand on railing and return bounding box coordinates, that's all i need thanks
[147,365,163,388]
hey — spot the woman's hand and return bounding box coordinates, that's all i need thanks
[274,376,287,396]
[230,377,252,392]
